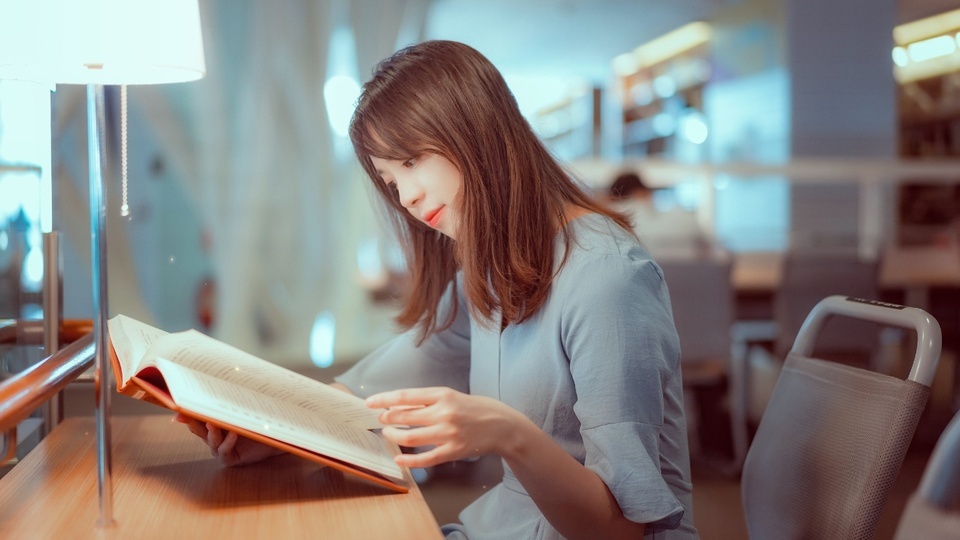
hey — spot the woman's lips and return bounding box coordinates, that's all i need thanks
[424,207,444,228]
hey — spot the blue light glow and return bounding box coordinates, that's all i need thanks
[309,311,336,368]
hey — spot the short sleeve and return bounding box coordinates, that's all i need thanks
[335,280,471,398]
[561,253,685,529]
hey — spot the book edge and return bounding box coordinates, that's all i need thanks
[131,375,411,494]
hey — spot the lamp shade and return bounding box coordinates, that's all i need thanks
[0,0,205,85]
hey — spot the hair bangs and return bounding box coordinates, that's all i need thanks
[351,104,435,161]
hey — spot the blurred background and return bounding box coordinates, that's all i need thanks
[4,1,960,537]
[0,0,957,364]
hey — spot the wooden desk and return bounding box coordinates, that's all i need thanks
[730,251,784,323]
[880,243,960,288]
[880,243,960,310]
[0,416,441,539]
[732,251,784,293]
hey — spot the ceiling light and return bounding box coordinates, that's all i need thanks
[892,47,909,67]
[894,8,960,45]
[907,35,957,63]
[631,22,711,71]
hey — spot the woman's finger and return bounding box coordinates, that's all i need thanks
[206,423,224,457]
[381,424,445,448]
[378,404,434,427]
[218,431,241,466]
[366,387,450,409]
[395,445,453,469]
[178,417,209,441]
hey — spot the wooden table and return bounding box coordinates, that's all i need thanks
[730,251,784,324]
[0,416,441,539]
[880,243,960,310]
[731,251,784,294]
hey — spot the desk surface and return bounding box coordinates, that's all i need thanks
[730,246,960,292]
[0,416,441,539]
[879,243,960,288]
[732,251,784,293]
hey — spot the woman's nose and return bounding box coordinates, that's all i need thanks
[396,178,424,209]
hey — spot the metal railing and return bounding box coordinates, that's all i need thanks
[0,319,94,465]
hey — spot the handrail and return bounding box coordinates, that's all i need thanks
[0,319,93,346]
[791,295,942,386]
[0,332,95,435]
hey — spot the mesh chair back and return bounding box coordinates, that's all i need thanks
[742,296,941,540]
[741,354,929,539]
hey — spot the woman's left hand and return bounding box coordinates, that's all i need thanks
[366,387,530,468]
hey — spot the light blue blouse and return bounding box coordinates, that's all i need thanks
[336,214,698,539]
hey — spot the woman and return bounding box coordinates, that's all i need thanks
[182,40,697,539]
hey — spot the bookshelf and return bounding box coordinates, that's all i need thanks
[618,45,710,158]
[534,86,602,161]
[613,20,712,159]
[896,70,960,245]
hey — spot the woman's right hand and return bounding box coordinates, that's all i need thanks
[175,413,284,466]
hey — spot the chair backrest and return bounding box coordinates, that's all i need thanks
[742,296,942,540]
[658,255,733,364]
[894,409,960,540]
[774,251,880,360]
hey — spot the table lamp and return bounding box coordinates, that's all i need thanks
[0,0,205,526]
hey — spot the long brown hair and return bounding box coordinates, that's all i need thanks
[349,40,630,340]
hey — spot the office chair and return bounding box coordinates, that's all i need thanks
[741,295,941,540]
[774,251,881,365]
[893,408,960,540]
[658,255,748,471]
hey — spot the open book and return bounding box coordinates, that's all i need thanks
[107,314,408,493]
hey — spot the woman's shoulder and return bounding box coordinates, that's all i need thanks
[553,214,675,337]
[557,213,664,288]
[562,213,653,263]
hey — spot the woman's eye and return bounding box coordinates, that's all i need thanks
[402,158,416,169]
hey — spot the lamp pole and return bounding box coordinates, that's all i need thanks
[86,82,113,526]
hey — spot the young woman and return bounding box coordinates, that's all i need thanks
[181,40,697,539]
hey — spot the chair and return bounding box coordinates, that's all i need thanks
[893,409,960,540]
[774,251,881,364]
[741,295,941,540]
[658,254,749,471]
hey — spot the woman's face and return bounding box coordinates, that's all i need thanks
[371,152,463,240]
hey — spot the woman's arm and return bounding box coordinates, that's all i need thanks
[368,387,646,539]
[505,414,648,539]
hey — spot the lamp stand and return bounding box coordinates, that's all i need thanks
[87,83,114,527]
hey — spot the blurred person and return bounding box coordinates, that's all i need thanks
[607,171,709,259]
[178,40,697,540]
[608,170,651,201]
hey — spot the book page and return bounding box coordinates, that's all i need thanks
[107,315,169,384]
[144,330,382,429]
[157,358,402,480]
